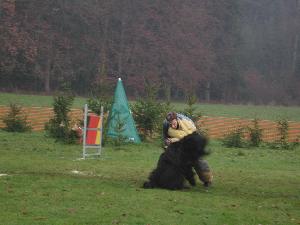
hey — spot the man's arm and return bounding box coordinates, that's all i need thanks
[162,119,170,145]
[178,119,197,134]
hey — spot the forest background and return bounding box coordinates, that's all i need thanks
[1,0,300,105]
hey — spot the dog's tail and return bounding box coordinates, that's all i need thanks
[203,147,212,156]
[143,181,154,189]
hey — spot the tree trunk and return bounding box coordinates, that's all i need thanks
[99,18,108,84]
[98,2,111,86]
[292,34,299,76]
[44,71,50,93]
[292,0,300,76]
[44,58,51,93]
[118,2,126,78]
[205,81,210,102]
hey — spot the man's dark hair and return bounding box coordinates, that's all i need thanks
[166,112,177,122]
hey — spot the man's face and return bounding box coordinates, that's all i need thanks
[170,119,178,129]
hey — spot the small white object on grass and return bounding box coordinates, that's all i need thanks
[71,170,84,175]
[74,158,85,161]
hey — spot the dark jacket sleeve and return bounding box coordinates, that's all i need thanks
[162,119,170,141]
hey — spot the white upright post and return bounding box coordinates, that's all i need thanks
[82,104,88,159]
[97,106,104,156]
[82,104,103,159]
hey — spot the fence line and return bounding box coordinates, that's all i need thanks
[0,106,83,131]
[0,106,299,142]
[199,116,300,142]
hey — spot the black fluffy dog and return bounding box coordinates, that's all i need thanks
[143,132,208,190]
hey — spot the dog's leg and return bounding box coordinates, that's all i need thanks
[143,181,154,189]
[182,165,196,186]
[193,159,213,187]
[143,168,162,189]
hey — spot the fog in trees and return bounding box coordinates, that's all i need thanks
[1,0,299,105]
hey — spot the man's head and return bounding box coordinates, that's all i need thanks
[166,112,178,129]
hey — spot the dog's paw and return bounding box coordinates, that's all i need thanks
[203,181,212,188]
[143,181,153,189]
[189,180,196,186]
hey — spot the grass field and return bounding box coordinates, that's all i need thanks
[175,102,300,122]
[0,130,299,225]
[0,92,87,108]
[1,92,300,121]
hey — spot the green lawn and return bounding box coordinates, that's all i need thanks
[1,92,300,121]
[0,92,87,108]
[174,102,300,122]
[0,131,299,225]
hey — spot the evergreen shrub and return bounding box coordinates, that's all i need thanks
[222,127,246,148]
[267,118,299,150]
[132,79,171,140]
[2,103,31,132]
[44,93,77,144]
[247,118,263,147]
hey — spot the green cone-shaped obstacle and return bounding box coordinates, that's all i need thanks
[107,78,141,143]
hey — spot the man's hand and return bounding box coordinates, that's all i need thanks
[165,138,172,145]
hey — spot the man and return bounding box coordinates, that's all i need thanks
[163,112,213,187]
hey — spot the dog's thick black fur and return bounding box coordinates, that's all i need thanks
[143,132,208,190]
